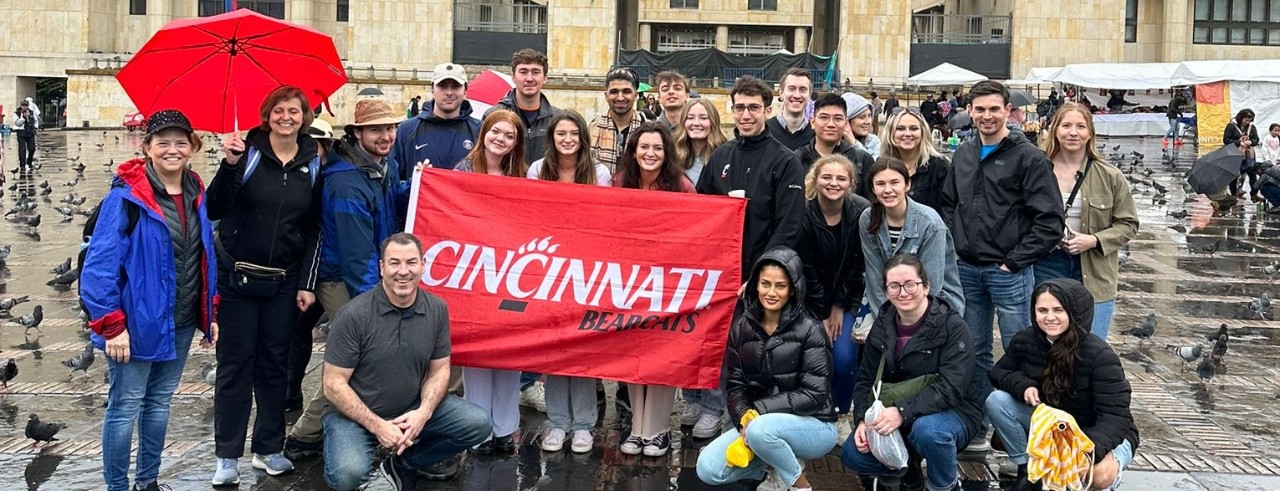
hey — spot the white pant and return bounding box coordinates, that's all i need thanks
[462,367,522,441]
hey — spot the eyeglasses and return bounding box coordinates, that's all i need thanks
[886,281,925,295]
[814,114,846,125]
[731,104,765,114]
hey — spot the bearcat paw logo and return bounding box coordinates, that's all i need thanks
[517,236,559,255]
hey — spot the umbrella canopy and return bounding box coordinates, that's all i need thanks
[466,69,516,117]
[638,82,653,93]
[907,63,988,87]
[1188,144,1245,194]
[1010,89,1038,108]
[948,111,972,130]
[1028,404,1095,491]
[116,9,347,133]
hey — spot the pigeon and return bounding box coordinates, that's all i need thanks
[1166,344,1202,370]
[1121,313,1156,346]
[61,178,79,187]
[0,359,15,392]
[1197,355,1218,384]
[200,361,217,386]
[1249,292,1272,318]
[37,180,48,190]
[49,258,71,275]
[1112,144,1121,151]
[46,270,76,288]
[1168,224,1187,234]
[24,214,41,228]
[0,245,10,262]
[25,414,65,449]
[54,207,74,221]
[13,305,42,331]
[1168,209,1189,220]
[1198,238,1225,256]
[62,344,95,378]
[0,295,29,313]
[1209,324,1230,364]
[71,162,86,173]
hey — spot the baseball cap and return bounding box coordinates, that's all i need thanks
[433,63,468,86]
[145,109,194,136]
[307,119,337,140]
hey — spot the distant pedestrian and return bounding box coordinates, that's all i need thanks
[12,100,37,170]
[1224,108,1260,201]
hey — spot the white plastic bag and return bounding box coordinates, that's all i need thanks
[864,381,909,470]
[852,298,874,343]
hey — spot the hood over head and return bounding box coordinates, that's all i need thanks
[1032,278,1095,333]
[742,246,807,324]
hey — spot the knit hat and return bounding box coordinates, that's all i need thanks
[841,93,872,119]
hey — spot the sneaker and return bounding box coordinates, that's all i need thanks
[619,435,645,455]
[541,428,567,452]
[680,404,702,426]
[835,413,853,447]
[642,431,671,457]
[473,439,495,455]
[570,429,594,453]
[380,454,404,490]
[520,381,547,413]
[964,427,992,453]
[283,436,323,460]
[494,433,517,454]
[210,458,239,486]
[252,453,294,476]
[418,455,461,481]
[133,482,173,491]
[757,468,787,491]
[692,413,722,439]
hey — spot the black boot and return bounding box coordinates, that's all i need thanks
[1004,464,1038,491]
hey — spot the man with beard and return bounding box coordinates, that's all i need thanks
[939,80,1063,452]
[590,68,648,173]
[393,63,480,175]
[766,68,815,151]
[284,98,415,463]
[655,71,690,130]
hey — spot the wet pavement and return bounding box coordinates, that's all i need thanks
[0,131,1276,490]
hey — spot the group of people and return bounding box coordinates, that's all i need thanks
[81,46,1143,491]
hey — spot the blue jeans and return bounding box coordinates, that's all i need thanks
[957,260,1034,397]
[986,390,1134,489]
[697,413,837,487]
[841,410,970,491]
[102,325,196,491]
[322,395,491,491]
[832,310,860,413]
[1165,118,1179,139]
[1033,249,1116,340]
[1260,182,1280,207]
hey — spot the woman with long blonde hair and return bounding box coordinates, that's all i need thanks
[878,108,950,211]
[1034,102,1138,340]
[672,99,728,184]
[456,109,527,177]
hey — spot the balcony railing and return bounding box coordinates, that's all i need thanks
[453,1,547,34]
[911,14,1011,45]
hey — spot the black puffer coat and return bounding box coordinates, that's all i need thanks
[989,278,1140,463]
[725,247,836,429]
[851,297,983,440]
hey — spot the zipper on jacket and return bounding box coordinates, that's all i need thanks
[264,161,290,264]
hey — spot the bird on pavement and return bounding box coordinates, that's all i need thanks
[1121,313,1157,346]
[1168,209,1189,220]
[1249,293,1272,319]
[1197,355,1218,384]
[1210,324,1230,364]
[12,305,43,332]
[24,214,41,228]
[200,361,217,387]
[62,344,95,379]
[49,258,71,276]
[46,270,77,288]
[1198,238,1225,256]
[0,359,16,393]
[25,414,66,449]
[1165,344,1203,371]
[0,295,30,314]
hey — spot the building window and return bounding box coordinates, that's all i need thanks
[1125,0,1138,42]
[728,30,787,55]
[747,0,778,10]
[656,28,715,52]
[337,0,349,22]
[197,0,225,17]
[1194,0,1280,45]
[241,0,285,19]
[670,0,699,7]
[130,0,147,15]
[454,1,548,34]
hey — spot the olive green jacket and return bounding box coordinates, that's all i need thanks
[1075,161,1139,301]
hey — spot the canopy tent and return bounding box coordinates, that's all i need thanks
[1049,63,1180,90]
[1171,59,1280,85]
[1004,67,1065,86]
[907,62,988,86]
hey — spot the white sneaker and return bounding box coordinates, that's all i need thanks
[570,429,594,453]
[541,428,566,452]
[680,404,702,426]
[520,381,547,413]
[692,413,722,439]
[835,413,853,447]
[756,468,787,491]
[964,427,992,453]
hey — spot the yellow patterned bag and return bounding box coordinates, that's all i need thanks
[1027,404,1095,491]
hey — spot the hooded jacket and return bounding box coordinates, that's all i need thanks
[82,158,219,362]
[726,247,836,429]
[392,100,480,176]
[940,129,1065,272]
[989,278,1140,462]
[492,89,559,165]
[207,128,323,291]
[697,130,808,277]
[851,296,982,440]
[800,194,870,319]
[318,140,404,297]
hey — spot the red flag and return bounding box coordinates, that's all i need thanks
[408,169,745,389]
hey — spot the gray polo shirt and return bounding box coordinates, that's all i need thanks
[324,285,451,419]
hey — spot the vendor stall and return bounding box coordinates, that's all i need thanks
[1093,113,1194,136]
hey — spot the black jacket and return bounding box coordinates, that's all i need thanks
[794,140,875,199]
[851,297,983,440]
[492,90,559,165]
[1223,121,1259,148]
[697,130,808,277]
[940,130,1064,272]
[766,116,815,151]
[207,128,324,290]
[800,194,870,319]
[726,247,836,428]
[989,279,1140,462]
[908,155,951,213]
[919,99,942,126]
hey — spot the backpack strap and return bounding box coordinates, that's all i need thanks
[241,147,263,184]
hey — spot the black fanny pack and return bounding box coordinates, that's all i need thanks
[233,261,287,297]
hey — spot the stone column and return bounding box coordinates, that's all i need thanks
[639,23,652,51]
[715,25,729,51]
[1161,0,1191,62]
[793,27,808,54]
[1009,0,1125,78]
[349,0,450,70]
[838,0,911,85]
[547,0,618,74]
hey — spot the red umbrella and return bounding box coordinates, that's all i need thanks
[116,9,346,133]
[122,111,146,129]
[465,69,516,117]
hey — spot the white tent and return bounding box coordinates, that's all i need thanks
[1171,59,1280,84]
[1049,63,1179,90]
[907,63,988,86]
